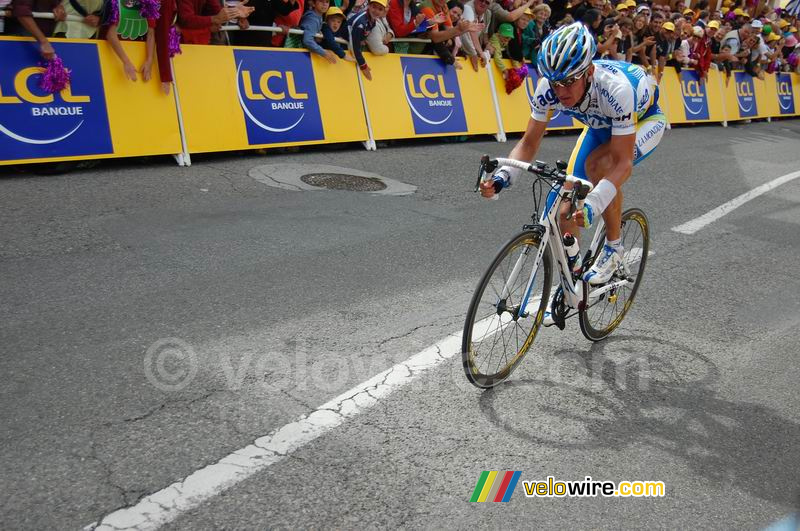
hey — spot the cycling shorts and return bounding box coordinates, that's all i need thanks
[566,103,667,182]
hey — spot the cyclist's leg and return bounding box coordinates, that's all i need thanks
[559,127,609,237]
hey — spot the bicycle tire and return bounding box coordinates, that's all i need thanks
[462,230,553,389]
[579,208,650,342]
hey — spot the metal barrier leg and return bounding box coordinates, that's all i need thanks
[354,61,377,151]
[716,68,728,127]
[483,51,506,143]
[170,58,192,166]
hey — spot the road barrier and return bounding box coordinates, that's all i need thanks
[1,35,798,166]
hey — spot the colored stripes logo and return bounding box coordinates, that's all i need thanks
[470,471,521,502]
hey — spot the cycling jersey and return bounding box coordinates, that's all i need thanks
[530,59,659,136]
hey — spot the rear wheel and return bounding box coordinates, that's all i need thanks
[462,230,553,389]
[579,208,649,341]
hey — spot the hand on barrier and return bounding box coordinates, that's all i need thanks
[53,4,66,22]
[362,65,372,80]
[237,17,249,29]
[233,0,255,17]
[141,59,152,82]
[124,62,138,81]
[84,14,100,27]
[469,55,479,71]
[39,41,56,62]
[324,49,337,64]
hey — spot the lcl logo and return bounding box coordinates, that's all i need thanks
[681,78,704,98]
[777,81,792,97]
[405,73,455,100]
[0,66,90,105]
[239,70,309,104]
[736,81,754,98]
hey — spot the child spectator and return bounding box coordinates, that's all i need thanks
[105,0,158,82]
[286,0,347,62]
[617,16,633,61]
[488,22,513,77]
[447,0,462,24]
[349,0,387,80]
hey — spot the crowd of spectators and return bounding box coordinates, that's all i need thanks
[3,0,799,88]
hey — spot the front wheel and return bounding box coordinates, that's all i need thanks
[579,208,650,341]
[462,230,553,389]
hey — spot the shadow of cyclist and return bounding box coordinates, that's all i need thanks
[477,334,800,508]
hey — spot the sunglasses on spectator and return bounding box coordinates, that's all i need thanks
[551,70,587,88]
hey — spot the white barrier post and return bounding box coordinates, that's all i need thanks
[483,51,506,142]
[170,57,192,166]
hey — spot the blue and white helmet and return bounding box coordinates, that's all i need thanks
[537,22,597,82]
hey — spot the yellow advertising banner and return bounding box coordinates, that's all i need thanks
[658,67,726,124]
[359,52,497,140]
[171,44,368,153]
[0,37,181,165]
[722,70,771,121]
[490,60,580,133]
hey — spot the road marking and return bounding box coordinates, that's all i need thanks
[671,171,800,234]
[87,330,467,530]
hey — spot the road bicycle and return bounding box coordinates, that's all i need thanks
[462,156,650,389]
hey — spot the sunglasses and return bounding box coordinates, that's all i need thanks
[551,70,586,88]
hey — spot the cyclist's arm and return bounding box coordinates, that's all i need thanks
[509,117,548,164]
[479,117,547,198]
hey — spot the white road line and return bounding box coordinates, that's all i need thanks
[88,329,473,530]
[671,171,800,235]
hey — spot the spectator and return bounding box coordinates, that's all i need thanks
[487,21,513,76]
[655,20,677,81]
[153,0,178,94]
[6,0,66,59]
[53,0,103,38]
[323,4,350,49]
[634,4,651,23]
[178,0,240,45]
[447,0,463,24]
[505,7,530,64]
[365,12,393,54]
[349,0,387,80]
[286,0,348,62]
[721,22,752,56]
[617,16,633,60]
[105,0,159,82]
[688,25,711,79]
[597,17,620,58]
[581,8,602,41]
[460,0,491,71]
[386,0,425,53]
[272,0,304,46]
[630,13,654,68]
[696,10,709,28]
[232,0,298,45]
[614,2,629,19]
[522,3,549,64]
[568,0,588,24]
[424,0,479,68]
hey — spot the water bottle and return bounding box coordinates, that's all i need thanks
[563,232,581,274]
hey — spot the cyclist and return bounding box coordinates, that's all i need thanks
[480,22,666,296]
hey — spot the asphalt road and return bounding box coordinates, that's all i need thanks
[1,119,799,530]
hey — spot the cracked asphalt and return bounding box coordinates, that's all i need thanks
[2,119,799,530]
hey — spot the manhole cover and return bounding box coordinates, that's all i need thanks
[300,173,387,192]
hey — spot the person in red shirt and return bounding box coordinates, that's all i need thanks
[177,0,251,45]
[688,25,712,80]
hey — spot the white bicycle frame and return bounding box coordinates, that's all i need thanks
[490,158,632,319]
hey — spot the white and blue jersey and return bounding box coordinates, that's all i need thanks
[531,59,667,179]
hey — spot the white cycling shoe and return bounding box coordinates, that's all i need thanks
[583,244,623,285]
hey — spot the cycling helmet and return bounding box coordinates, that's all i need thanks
[537,22,597,82]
